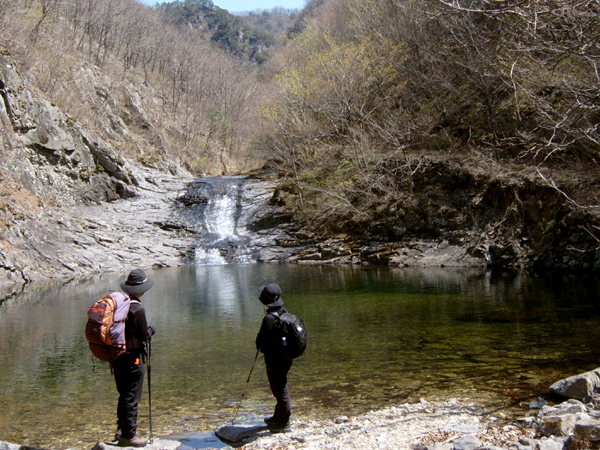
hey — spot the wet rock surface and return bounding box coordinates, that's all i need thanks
[90,439,181,450]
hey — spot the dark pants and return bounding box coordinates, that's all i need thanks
[112,352,145,439]
[265,355,293,423]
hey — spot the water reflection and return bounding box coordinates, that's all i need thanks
[0,266,599,449]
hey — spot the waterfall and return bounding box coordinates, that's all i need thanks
[180,176,256,265]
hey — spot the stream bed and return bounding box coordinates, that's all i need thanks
[0,264,599,449]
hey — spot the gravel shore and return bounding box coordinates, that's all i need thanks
[231,398,534,450]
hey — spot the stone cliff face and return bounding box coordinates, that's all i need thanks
[0,53,138,207]
[0,51,192,284]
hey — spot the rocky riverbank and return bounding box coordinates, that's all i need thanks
[236,368,600,450]
[0,162,493,287]
[241,399,535,450]
[236,397,599,450]
[2,369,600,450]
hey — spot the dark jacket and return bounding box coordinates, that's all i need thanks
[256,306,286,358]
[125,300,153,351]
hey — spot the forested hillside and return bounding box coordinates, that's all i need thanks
[157,0,282,63]
[0,0,278,178]
[237,7,299,41]
[254,0,600,270]
[1,0,600,271]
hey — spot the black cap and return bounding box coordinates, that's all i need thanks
[120,269,155,296]
[258,284,283,307]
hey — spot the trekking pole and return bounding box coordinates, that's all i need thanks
[147,341,153,443]
[231,350,260,426]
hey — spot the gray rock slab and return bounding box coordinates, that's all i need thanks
[452,435,481,450]
[541,401,588,417]
[91,438,181,450]
[573,418,600,441]
[0,442,22,450]
[448,425,480,434]
[537,439,566,450]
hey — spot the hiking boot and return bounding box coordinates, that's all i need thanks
[117,434,148,447]
[266,421,291,433]
[114,429,122,442]
[264,416,278,425]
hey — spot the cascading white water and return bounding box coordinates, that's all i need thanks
[206,194,236,237]
[190,177,256,265]
[195,190,236,264]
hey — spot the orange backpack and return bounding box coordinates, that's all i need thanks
[85,293,131,362]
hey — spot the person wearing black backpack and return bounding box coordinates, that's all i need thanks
[255,284,294,432]
[113,269,156,447]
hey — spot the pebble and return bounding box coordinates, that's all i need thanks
[241,398,534,450]
[453,435,481,450]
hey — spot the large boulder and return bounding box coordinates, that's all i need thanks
[549,368,600,400]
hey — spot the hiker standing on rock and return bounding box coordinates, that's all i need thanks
[255,284,293,432]
[113,269,156,447]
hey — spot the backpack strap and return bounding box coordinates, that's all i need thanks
[268,307,287,318]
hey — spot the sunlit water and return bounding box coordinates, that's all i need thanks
[1,265,599,449]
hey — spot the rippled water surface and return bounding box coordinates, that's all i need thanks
[1,265,599,449]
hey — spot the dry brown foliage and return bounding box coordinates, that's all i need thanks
[0,0,268,176]
[256,0,600,241]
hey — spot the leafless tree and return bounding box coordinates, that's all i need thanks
[29,0,63,42]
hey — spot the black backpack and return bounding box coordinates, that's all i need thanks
[272,311,307,360]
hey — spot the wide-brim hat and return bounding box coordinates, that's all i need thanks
[258,283,283,307]
[121,269,155,296]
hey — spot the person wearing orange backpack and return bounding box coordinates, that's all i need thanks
[112,269,156,447]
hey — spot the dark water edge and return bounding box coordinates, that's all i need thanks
[0,265,599,449]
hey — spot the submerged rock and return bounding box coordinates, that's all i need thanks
[529,398,548,409]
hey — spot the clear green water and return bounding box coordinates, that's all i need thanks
[0,265,599,449]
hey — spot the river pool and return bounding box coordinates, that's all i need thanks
[0,264,599,449]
